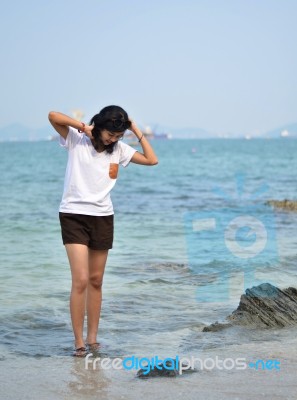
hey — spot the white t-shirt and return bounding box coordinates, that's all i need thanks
[59,127,137,216]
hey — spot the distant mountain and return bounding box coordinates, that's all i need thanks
[168,123,297,139]
[0,123,53,142]
[264,122,297,138]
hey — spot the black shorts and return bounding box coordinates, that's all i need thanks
[59,212,114,250]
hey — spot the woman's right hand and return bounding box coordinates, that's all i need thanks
[84,124,94,139]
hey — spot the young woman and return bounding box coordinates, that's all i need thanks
[48,105,158,356]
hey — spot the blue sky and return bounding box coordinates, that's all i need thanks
[1,0,296,135]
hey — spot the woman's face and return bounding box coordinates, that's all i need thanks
[100,129,125,145]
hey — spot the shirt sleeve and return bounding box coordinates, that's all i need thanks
[118,141,137,167]
[59,127,82,149]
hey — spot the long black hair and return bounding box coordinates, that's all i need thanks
[90,105,131,154]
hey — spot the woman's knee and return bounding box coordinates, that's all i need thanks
[72,276,88,293]
[89,275,103,290]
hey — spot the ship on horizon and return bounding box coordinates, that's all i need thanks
[124,125,172,145]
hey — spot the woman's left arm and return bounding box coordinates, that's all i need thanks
[129,121,158,165]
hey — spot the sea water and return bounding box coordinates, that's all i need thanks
[0,138,297,361]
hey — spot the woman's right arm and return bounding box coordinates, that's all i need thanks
[48,111,93,140]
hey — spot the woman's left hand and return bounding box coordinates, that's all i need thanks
[128,119,141,136]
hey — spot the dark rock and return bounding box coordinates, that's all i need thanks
[202,321,232,332]
[137,362,177,379]
[266,199,297,211]
[137,360,196,379]
[203,283,297,332]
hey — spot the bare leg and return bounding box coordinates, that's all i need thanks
[65,244,89,350]
[86,249,109,345]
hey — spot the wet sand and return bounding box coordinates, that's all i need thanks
[1,335,296,400]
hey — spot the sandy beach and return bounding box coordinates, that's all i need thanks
[2,334,297,400]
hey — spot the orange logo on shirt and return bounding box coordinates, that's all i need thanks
[109,163,119,179]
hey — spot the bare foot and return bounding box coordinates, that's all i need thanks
[73,347,87,357]
[87,342,101,351]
